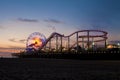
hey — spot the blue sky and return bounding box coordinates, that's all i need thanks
[0,0,120,48]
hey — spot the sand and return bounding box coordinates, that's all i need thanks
[0,58,120,80]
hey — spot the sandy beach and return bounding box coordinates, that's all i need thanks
[0,58,120,80]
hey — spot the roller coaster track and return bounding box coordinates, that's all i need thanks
[39,32,64,50]
[39,30,108,50]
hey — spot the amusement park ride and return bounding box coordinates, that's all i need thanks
[12,30,120,59]
[26,30,108,52]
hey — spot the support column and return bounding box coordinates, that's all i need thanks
[56,35,58,52]
[49,39,51,51]
[44,45,46,51]
[92,37,94,50]
[87,31,90,49]
[82,37,84,49]
[60,36,62,52]
[68,37,70,51]
[76,32,79,52]
[105,39,107,49]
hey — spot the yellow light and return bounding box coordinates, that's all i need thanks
[32,37,42,47]
[107,45,113,49]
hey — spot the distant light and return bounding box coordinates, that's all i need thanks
[117,43,120,48]
[117,43,120,46]
[107,45,113,49]
[92,42,95,45]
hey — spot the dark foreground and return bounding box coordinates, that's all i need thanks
[0,58,120,80]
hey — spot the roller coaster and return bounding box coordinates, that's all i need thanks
[26,30,108,52]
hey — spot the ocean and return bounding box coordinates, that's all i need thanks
[0,48,25,58]
[0,52,13,58]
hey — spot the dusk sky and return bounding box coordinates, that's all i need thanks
[0,0,120,48]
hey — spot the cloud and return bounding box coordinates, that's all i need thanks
[9,38,26,43]
[17,18,38,23]
[9,38,16,42]
[0,25,5,29]
[19,39,26,43]
[44,19,64,24]
[8,45,25,49]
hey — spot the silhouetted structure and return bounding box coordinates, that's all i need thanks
[13,30,120,60]
[40,30,108,52]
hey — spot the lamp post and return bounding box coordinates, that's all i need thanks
[117,43,120,48]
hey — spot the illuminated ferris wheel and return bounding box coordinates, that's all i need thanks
[26,32,46,51]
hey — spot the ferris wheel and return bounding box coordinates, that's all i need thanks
[26,32,46,51]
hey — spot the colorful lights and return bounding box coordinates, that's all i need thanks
[26,32,46,51]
